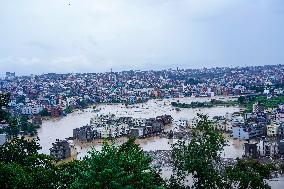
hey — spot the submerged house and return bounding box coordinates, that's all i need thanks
[50,139,71,160]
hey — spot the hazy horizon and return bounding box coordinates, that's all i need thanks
[1,0,284,75]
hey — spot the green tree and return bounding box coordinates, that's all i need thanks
[226,159,277,189]
[0,137,58,188]
[170,114,227,189]
[0,93,10,108]
[19,116,40,136]
[237,96,246,104]
[170,114,278,189]
[71,138,165,189]
[39,108,51,116]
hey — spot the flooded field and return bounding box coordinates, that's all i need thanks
[37,97,241,157]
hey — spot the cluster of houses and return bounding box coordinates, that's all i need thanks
[73,114,172,141]
[232,102,284,140]
[174,113,233,132]
[244,137,284,158]
[2,64,284,120]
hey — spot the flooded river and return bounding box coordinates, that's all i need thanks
[38,96,241,157]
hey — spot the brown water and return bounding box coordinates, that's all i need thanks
[37,97,240,156]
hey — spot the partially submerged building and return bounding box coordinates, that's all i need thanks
[50,139,71,160]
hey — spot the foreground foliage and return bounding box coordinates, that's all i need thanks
[0,137,164,189]
[71,138,165,189]
[170,114,277,189]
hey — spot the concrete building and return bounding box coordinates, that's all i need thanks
[49,139,71,160]
[174,118,188,129]
[267,122,279,137]
[244,142,258,158]
[278,124,284,139]
[276,110,284,122]
[213,116,232,132]
[279,139,284,155]
[253,102,265,113]
[0,134,7,145]
[21,105,43,115]
[257,137,278,157]
[232,123,264,140]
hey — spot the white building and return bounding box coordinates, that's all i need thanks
[232,115,245,125]
[174,118,188,129]
[276,110,284,122]
[0,121,9,129]
[214,119,232,132]
[0,134,7,145]
[257,137,279,157]
[21,105,43,115]
[267,122,279,137]
[257,137,269,157]
[132,118,146,127]
[188,118,199,129]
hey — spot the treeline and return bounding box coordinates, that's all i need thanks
[171,99,238,109]
[238,95,284,112]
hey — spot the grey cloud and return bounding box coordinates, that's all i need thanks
[0,0,284,75]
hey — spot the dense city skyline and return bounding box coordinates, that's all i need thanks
[1,0,284,75]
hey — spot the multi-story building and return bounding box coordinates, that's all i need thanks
[21,104,43,115]
[276,110,284,122]
[278,124,284,139]
[232,123,264,140]
[49,139,71,160]
[174,118,188,129]
[253,102,265,113]
[267,122,279,137]
[257,137,278,157]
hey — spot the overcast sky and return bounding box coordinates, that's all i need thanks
[0,0,284,75]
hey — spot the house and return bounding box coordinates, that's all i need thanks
[232,115,245,125]
[278,124,284,139]
[129,127,144,138]
[244,142,258,158]
[212,116,232,132]
[156,115,172,125]
[257,137,278,157]
[253,102,265,113]
[0,121,9,129]
[50,106,62,117]
[32,116,42,125]
[276,110,284,122]
[49,139,71,160]
[0,134,7,145]
[174,118,188,129]
[21,104,43,115]
[232,123,264,140]
[73,125,96,141]
[257,137,270,157]
[278,139,284,155]
[267,122,279,137]
[188,118,199,129]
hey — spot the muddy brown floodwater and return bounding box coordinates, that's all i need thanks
[37,97,241,157]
